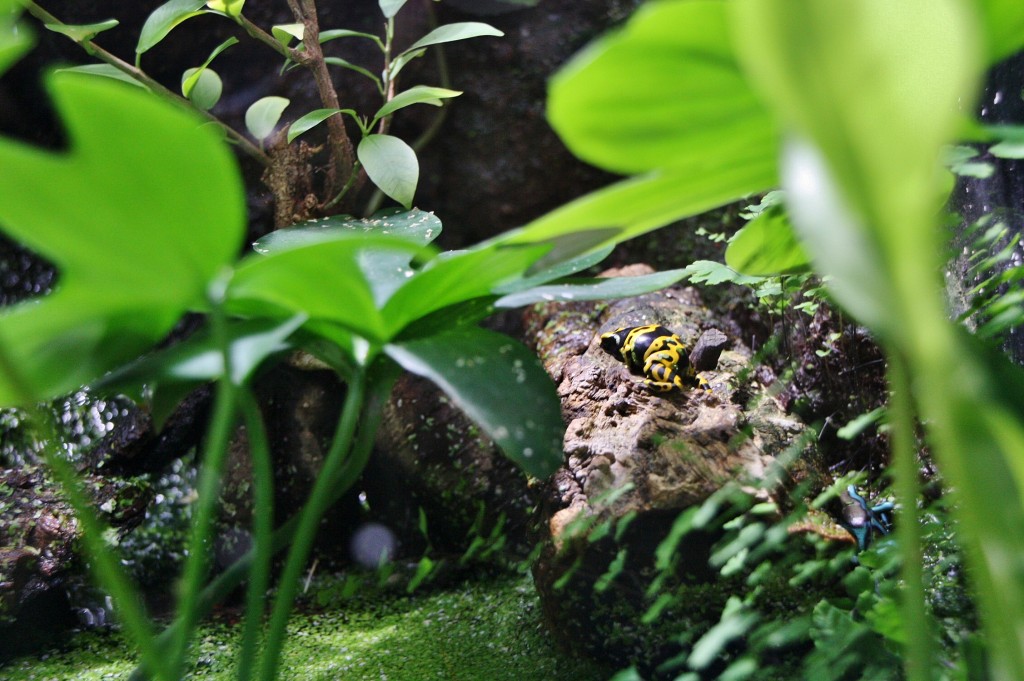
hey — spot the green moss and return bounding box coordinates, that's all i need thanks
[1,573,610,680]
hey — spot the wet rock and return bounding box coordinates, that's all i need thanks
[216,360,361,568]
[0,467,150,660]
[523,265,827,670]
[366,372,535,562]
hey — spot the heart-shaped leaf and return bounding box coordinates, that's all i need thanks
[0,72,245,404]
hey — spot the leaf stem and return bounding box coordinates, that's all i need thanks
[255,371,367,681]
[166,277,240,679]
[234,388,276,681]
[888,351,933,681]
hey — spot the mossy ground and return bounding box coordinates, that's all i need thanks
[2,572,610,680]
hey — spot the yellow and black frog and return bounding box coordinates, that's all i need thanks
[599,324,704,393]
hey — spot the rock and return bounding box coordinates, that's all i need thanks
[523,266,827,670]
[366,372,536,562]
[0,467,150,660]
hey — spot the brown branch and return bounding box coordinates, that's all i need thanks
[289,0,358,198]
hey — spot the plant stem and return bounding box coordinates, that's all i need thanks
[22,2,270,167]
[234,388,276,681]
[289,0,358,198]
[888,351,933,681]
[255,372,367,681]
[166,280,240,679]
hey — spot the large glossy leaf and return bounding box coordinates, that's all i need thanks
[358,134,418,209]
[734,1,1024,677]
[0,73,244,404]
[505,157,776,249]
[382,243,547,337]
[95,315,306,393]
[254,208,441,307]
[495,268,690,308]
[548,0,777,176]
[385,328,564,478]
[226,235,425,344]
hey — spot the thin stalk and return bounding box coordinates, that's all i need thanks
[256,372,367,681]
[130,367,397,681]
[22,2,270,167]
[166,281,239,679]
[887,351,933,681]
[234,388,276,681]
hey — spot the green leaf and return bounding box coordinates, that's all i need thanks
[388,48,426,82]
[372,86,462,125]
[725,204,810,276]
[56,64,147,88]
[95,315,306,395]
[385,328,564,478]
[0,0,32,76]
[495,268,691,308]
[0,72,245,404]
[44,19,119,43]
[182,67,222,110]
[548,0,777,176]
[379,0,409,19]
[137,0,208,56]
[493,244,613,295]
[254,208,441,254]
[286,108,344,143]
[180,36,236,101]
[319,28,381,44]
[254,209,442,307]
[977,0,1024,63]
[226,235,426,345]
[271,23,303,46]
[206,0,244,17]
[383,243,547,338]
[680,260,764,287]
[507,160,776,249]
[358,134,418,209]
[404,22,503,54]
[245,96,290,141]
[323,57,383,91]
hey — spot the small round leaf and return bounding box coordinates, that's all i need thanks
[245,96,290,141]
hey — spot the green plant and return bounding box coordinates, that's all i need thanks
[0,3,724,679]
[24,0,502,218]
[508,0,1024,678]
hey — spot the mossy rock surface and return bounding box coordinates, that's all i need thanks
[1,573,610,680]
